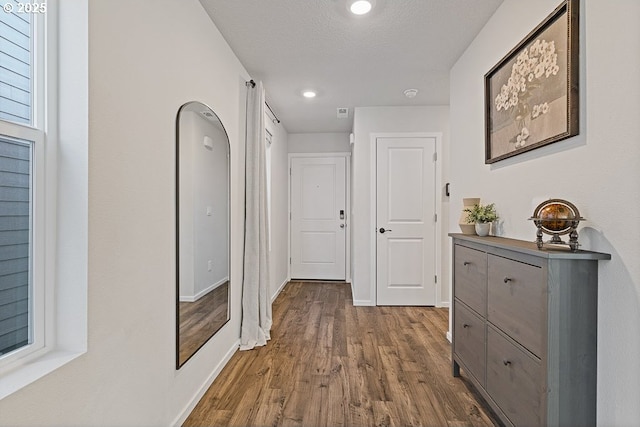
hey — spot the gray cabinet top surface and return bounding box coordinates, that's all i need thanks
[449,233,611,261]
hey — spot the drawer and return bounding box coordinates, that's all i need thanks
[487,254,546,358]
[487,326,543,427]
[454,245,487,316]
[454,301,486,386]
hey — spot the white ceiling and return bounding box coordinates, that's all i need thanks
[200,0,503,133]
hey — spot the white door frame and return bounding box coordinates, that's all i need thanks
[370,133,443,306]
[288,152,351,282]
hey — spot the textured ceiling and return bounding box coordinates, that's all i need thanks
[200,0,503,133]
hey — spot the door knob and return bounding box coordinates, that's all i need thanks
[379,227,392,234]
[340,224,345,228]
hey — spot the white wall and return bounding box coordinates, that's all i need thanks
[193,117,229,296]
[0,0,250,425]
[266,118,290,299]
[288,132,351,153]
[351,106,450,306]
[179,113,197,298]
[449,0,640,424]
[179,112,229,300]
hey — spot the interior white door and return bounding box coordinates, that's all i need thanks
[290,157,346,280]
[376,137,436,305]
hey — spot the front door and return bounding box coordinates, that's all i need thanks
[290,156,346,280]
[376,137,436,305]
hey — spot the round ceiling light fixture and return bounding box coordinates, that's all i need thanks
[302,90,317,98]
[349,0,373,15]
[404,88,419,98]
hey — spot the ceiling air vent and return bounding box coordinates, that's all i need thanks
[337,107,349,119]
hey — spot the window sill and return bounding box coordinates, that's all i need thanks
[0,349,86,400]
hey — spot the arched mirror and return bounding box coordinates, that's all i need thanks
[176,101,230,369]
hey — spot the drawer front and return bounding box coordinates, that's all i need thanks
[487,254,545,357]
[454,301,486,386]
[487,326,543,427]
[454,245,487,316]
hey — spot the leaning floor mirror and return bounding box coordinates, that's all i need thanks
[176,101,230,368]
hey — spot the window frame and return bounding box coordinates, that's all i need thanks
[1,0,91,401]
[0,0,54,376]
[0,126,46,369]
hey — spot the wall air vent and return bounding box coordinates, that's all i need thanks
[337,107,349,119]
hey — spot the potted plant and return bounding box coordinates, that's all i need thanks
[464,203,498,236]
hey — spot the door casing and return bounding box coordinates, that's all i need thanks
[288,152,351,282]
[370,133,443,306]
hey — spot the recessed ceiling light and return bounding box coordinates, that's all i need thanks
[302,90,317,98]
[404,88,419,98]
[349,0,372,15]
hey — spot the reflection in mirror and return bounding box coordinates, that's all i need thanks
[176,101,230,369]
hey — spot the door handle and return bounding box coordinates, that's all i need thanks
[340,224,345,228]
[379,227,392,234]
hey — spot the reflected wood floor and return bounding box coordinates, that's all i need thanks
[179,282,229,366]
[184,281,498,427]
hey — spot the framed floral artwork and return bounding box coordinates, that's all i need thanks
[484,0,579,164]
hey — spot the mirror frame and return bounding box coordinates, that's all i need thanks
[175,101,231,369]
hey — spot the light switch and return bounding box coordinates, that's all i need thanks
[206,206,212,216]
[203,135,214,150]
[207,260,212,271]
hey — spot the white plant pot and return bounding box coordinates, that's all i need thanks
[475,222,491,237]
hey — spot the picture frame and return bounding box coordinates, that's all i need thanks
[484,0,579,164]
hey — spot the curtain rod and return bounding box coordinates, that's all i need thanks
[246,80,281,124]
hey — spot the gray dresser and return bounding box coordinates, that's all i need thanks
[450,234,610,427]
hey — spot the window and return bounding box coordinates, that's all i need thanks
[0,135,35,358]
[0,0,87,400]
[0,1,47,368]
[0,4,34,125]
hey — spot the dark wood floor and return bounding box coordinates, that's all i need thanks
[184,281,498,427]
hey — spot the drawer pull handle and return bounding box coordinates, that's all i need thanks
[503,360,512,366]
[463,261,471,266]
[503,277,512,283]
[462,323,470,328]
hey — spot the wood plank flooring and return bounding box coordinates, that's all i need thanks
[179,281,229,366]
[183,281,498,427]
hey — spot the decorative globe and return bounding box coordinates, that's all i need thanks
[530,199,584,251]
[538,203,575,232]
[531,199,582,235]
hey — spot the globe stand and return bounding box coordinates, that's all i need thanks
[533,218,581,251]
[529,199,584,252]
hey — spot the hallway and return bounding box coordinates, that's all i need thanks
[184,281,498,426]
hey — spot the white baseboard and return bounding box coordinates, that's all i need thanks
[179,277,229,303]
[271,277,289,303]
[352,299,374,306]
[172,339,239,427]
[437,301,450,308]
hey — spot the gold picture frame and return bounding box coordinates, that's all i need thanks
[485,0,579,164]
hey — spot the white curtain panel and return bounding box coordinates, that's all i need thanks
[240,80,272,350]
